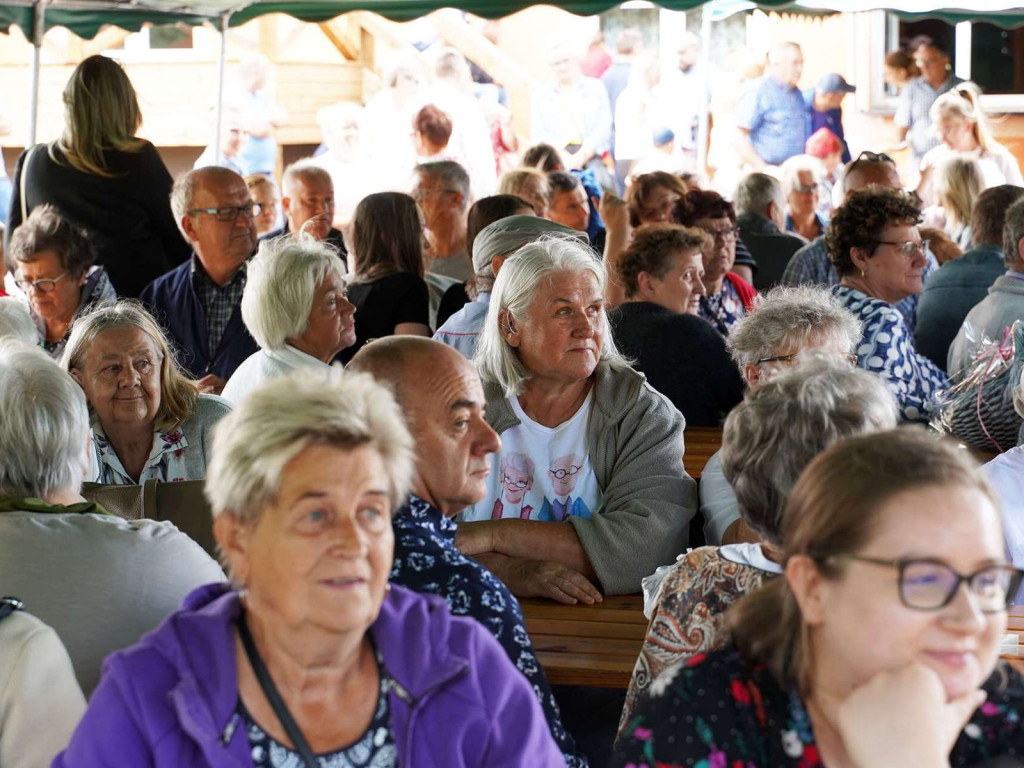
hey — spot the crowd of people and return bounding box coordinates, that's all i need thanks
[2,29,1024,768]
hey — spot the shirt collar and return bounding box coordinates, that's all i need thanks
[93,419,190,481]
[190,254,247,289]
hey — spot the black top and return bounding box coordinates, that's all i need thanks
[437,281,470,328]
[9,142,190,298]
[609,301,744,427]
[737,212,806,291]
[338,271,430,364]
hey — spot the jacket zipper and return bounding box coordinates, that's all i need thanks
[392,663,469,768]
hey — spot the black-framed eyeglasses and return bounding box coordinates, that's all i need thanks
[188,203,262,222]
[875,239,925,260]
[549,465,582,480]
[755,352,858,367]
[706,227,739,243]
[834,553,1023,613]
[14,271,68,294]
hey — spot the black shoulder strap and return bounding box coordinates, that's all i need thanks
[0,597,24,623]
[236,616,319,768]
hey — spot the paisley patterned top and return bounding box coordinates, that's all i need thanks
[614,647,1024,768]
[699,278,746,336]
[619,546,777,742]
[832,285,950,424]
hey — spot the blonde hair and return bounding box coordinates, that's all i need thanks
[931,81,997,153]
[61,300,199,431]
[54,56,146,178]
[935,155,984,231]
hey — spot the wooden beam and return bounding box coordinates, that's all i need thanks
[318,19,359,61]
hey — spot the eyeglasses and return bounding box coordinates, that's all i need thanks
[876,239,924,259]
[14,271,68,294]
[502,474,529,490]
[705,227,738,243]
[755,351,858,367]
[188,203,262,222]
[792,183,818,194]
[549,465,582,480]
[835,553,1023,613]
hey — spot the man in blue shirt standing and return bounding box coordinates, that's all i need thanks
[804,73,855,163]
[735,41,807,170]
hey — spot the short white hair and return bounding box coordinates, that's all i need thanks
[241,236,346,351]
[476,235,627,397]
[282,160,333,198]
[0,298,37,345]
[0,340,89,498]
[780,154,824,197]
[204,369,414,525]
[735,173,784,218]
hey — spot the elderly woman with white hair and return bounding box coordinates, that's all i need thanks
[780,154,827,242]
[62,301,231,484]
[0,297,36,344]
[700,285,863,546]
[619,357,898,741]
[56,370,563,766]
[456,234,696,600]
[222,236,354,404]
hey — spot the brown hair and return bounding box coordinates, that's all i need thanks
[971,184,1024,248]
[672,189,736,227]
[9,204,97,278]
[413,104,453,150]
[625,172,689,228]
[884,49,920,80]
[728,428,996,694]
[617,223,708,297]
[521,143,564,173]
[826,187,921,276]
[351,193,424,281]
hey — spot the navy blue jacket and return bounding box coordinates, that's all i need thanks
[140,256,257,381]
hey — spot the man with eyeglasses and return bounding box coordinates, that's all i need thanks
[140,166,259,394]
[895,41,962,163]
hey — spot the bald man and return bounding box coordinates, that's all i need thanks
[348,337,589,768]
[260,161,347,257]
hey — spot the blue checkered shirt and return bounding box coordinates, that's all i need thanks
[894,74,963,158]
[781,235,937,334]
[735,76,808,166]
[192,259,246,358]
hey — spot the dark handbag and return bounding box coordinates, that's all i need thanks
[0,596,23,623]
[237,615,320,768]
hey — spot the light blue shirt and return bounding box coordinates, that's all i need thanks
[433,292,490,359]
[735,76,807,166]
[530,77,612,157]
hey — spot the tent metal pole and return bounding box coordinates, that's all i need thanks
[212,11,230,162]
[696,1,713,182]
[28,0,46,146]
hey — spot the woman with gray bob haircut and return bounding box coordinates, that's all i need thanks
[222,236,355,404]
[58,368,565,765]
[460,234,697,600]
[620,357,899,739]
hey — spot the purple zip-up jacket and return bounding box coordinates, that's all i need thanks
[54,582,565,767]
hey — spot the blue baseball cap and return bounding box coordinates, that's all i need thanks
[816,73,856,94]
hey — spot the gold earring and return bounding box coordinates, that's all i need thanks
[860,269,865,278]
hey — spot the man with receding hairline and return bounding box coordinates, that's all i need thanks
[260,161,347,257]
[348,337,589,768]
[735,42,807,170]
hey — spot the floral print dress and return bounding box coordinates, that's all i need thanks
[90,421,191,484]
[614,647,1024,768]
[699,279,746,336]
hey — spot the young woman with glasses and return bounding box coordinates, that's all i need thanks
[616,428,1024,767]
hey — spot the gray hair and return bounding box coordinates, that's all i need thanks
[780,154,824,197]
[735,173,784,218]
[416,161,471,208]
[281,160,333,198]
[204,369,414,525]
[241,236,346,351]
[476,235,626,397]
[0,298,37,345]
[720,356,898,547]
[1004,197,1024,270]
[0,340,90,498]
[727,285,862,369]
[499,452,535,477]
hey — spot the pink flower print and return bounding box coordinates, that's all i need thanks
[981,701,1001,717]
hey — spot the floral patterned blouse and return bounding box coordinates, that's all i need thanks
[614,647,1024,768]
[90,421,192,485]
[699,278,746,336]
[619,546,778,742]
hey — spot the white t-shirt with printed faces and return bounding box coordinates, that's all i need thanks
[462,391,603,523]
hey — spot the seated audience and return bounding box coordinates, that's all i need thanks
[916,185,1023,372]
[140,166,259,392]
[931,155,983,249]
[411,104,455,163]
[435,213,580,359]
[700,285,862,545]
[0,601,85,768]
[244,173,280,237]
[349,337,587,767]
[615,429,1024,767]
[56,370,562,765]
[222,237,354,404]
[0,341,224,693]
[625,171,688,228]
[0,296,37,345]
[498,168,550,218]
[9,205,115,358]
[546,170,592,235]
[339,192,430,364]
[672,190,757,335]
[780,154,826,241]
[413,160,474,281]
[782,151,936,333]
[609,223,743,426]
[619,358,898,741]
[734,173,805,290]
[261,162,347,256]
[804,127,843,218]
[62,301,232,484]
[829,188,949,422]
[458,235,697,597]
[8,55,189,298]
[949,195,1024,378]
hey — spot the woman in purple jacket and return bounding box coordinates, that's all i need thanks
[55,369,564,768]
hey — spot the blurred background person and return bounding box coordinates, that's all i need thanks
[192,111,247,176]
[734,42,807,171]
[735,172,805,291]
[803,73,854,164]
[804,127,844,218]
[780,154,827,242]
[927,155,983,249]
[613,53,668,183]
[884,49,919,92]
[244,174,280,237]
[412,104,456,164]
[498,168,550,218]
[895,41,961,168]
[362,59,425,190]
[312,102,369,229]
[234,54,285,178]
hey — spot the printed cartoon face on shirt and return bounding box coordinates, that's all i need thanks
[500,452,535,505]
[549,454,584,498]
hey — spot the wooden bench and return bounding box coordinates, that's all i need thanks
[683,426,722,480]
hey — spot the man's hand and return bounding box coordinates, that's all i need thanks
[197,374,227,396]
[455,521,496,557]
[501,557,603,605]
